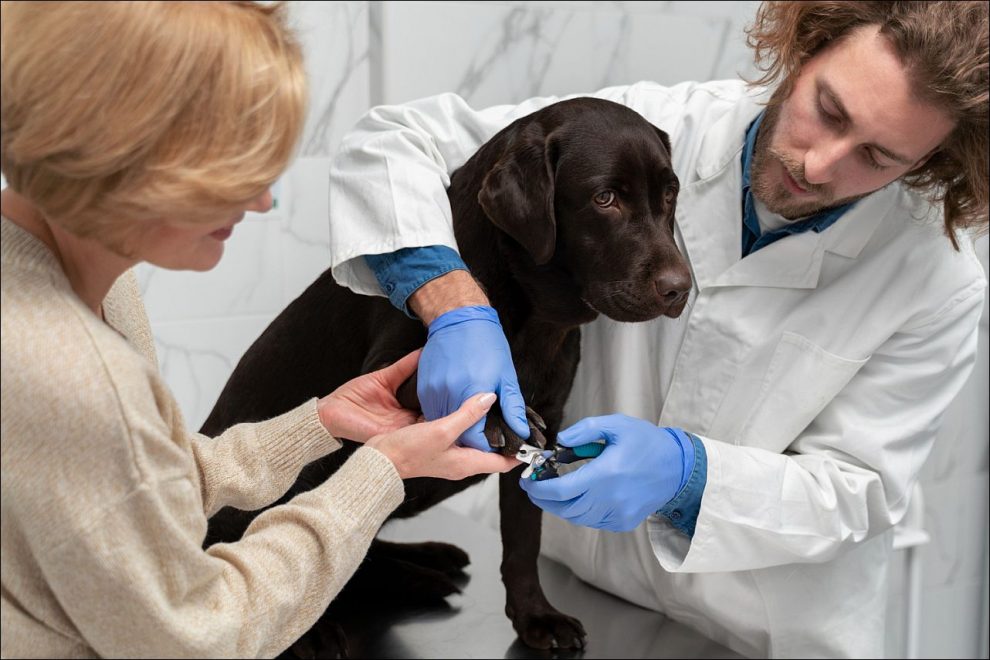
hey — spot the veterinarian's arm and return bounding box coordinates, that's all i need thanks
[365,248,529,453]
[407,268,489,324]
[645,285,985,573]
[327,84,661,296]
[521,420,707,535]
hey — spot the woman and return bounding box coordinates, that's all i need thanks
[0,2,517,657]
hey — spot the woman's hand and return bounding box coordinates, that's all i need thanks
[317,349,423,443]
[367,392,521,480]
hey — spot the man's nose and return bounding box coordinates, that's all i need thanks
[803,140,847,185]
[246,189,274,213]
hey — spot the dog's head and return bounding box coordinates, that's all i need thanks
[478,97,691,323]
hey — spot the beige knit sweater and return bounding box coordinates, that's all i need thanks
[0,217,405,658]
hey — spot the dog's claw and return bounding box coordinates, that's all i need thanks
[494,428,506,448]
[525,406,547,432]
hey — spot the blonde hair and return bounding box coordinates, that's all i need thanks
[745,1,989,249]
[1,1,307,250]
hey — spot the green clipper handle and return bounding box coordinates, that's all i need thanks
[555,442,606,463]
[531,442,606,481]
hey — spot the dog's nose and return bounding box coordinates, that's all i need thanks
[655,269,692,305]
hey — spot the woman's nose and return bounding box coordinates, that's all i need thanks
[246,189,274,213]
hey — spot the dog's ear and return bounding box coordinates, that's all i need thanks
[654,125,672,160]
[654,125,679,219]
[478,122,557,266]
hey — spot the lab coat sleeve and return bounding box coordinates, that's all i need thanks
[327,84,663,296]
[648,281,986,572]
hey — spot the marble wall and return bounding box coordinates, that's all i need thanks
[128,2,988,657]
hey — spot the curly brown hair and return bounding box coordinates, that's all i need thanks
[745,1,989,248]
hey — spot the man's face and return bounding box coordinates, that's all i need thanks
[751,25,956,219]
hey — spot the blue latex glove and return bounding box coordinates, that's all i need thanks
[419,305,529,452]
[519,415,695,532]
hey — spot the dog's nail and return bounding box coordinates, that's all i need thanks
[530,410,547,431]
[494,430,506,447]
[531,431,546,450]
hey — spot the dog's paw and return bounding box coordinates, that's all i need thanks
[373,539,469,578]
[484,405,549,455]
[388,557,465,602]
[508,607,587,651]
[286,620,348,659]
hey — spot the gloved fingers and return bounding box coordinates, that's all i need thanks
[428,392,497,453]
[556,416,617,448]
[553,495,596,522]
[497,379,531,441]
[377,349,422,392]
[519,463,596,501]
[524,492,589,521]
[415,379,448,422]
[457,415,494,452]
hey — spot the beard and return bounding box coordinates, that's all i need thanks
[750,94,872,219]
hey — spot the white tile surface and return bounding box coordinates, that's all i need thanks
[152,315,279,431]
[290,1,371,156]
[279,157,335,303]
[136,217,285,323]
[377,1,729,107]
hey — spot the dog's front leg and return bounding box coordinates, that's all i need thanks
[498,469,587,649]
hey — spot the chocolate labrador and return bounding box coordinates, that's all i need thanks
[201,97,691,656]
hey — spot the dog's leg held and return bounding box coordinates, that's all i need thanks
[498,468,587,650]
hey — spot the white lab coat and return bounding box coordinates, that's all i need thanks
[328,80,986,658]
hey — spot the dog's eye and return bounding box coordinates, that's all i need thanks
[593,190,616,207]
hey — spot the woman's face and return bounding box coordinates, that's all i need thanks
[132,190,274,271]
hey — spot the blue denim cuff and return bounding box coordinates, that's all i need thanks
[363,245,469,319]
[656,433,708,538]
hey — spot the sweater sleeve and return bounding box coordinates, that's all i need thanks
[100,267,347,517]
[187,398,343,518]
[38,446,403,659]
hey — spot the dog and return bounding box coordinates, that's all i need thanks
[200,96,691,656]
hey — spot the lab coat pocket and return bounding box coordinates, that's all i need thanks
[738,332,869,452]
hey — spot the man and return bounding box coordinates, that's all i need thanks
[325,2,988,656]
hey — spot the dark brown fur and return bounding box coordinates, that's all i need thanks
[200,97,690,656]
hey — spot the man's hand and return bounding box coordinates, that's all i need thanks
[418,305,530,451]
[519,415,695,532]
[409,271,529,452]
[317,349,422,442]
